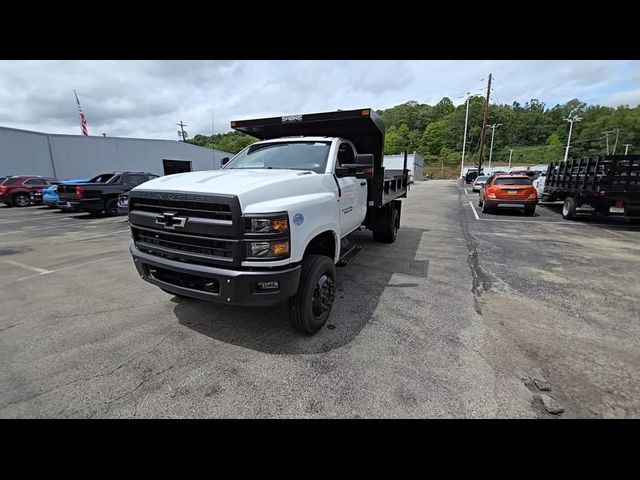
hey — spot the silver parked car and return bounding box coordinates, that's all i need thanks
[472,175,490,193]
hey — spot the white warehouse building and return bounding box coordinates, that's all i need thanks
[0,126,232,179]
[384,151,424,182]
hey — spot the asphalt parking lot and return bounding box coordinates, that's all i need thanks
[1,181,639,418]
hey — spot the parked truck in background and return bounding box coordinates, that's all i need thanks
[128,108,408,334]
[543,156,640,220]
[58,172,159,216]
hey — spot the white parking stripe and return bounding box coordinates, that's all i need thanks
[605,229,625,238]
[16,254,128,281]
[469,202,480,220]
[4,259,54,275]
[58,229,130,243]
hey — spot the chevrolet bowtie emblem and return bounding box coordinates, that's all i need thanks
[155,212,187,229]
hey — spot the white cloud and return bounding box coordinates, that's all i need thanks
[606,89,640,107]
[0,60,637,139]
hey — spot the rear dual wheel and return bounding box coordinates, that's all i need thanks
[562,197,577,220]
[104,198,118,216]
[372,204,399,243]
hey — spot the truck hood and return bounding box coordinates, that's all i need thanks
[133,169,333,211]
[138,169,318,194]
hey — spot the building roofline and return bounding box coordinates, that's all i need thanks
[0,125,231,156]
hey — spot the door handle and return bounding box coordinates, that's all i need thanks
[360,181,367,186]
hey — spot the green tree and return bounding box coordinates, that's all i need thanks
[421,121,446,155]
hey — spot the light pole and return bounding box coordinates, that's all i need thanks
[460,92,470,178]
[508,149,513,172]
[488,123,502,168]
[563,115,582,162]
[624,144,632,155]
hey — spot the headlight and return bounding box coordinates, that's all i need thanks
[247,240,290,258]
[246,214,289,233]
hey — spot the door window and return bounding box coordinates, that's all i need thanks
[336,143,355,167]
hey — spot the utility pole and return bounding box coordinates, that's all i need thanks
[477,73,492,175]
[460,92,471,178]
[563,115,582,161]
[441,157,444,179]
[487,123,502,168]
[612,128,621,155]
[624,144,632,155]
[508,149,513,171]
[602,130,614,155]
[177,121,188,142]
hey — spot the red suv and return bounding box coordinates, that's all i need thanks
[478,174,538,216]
[0,176,57,207]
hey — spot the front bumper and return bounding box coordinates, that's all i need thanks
[130,244,301,307]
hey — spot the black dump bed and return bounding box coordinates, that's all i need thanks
[544,156,640,198]
[231,108,407,206]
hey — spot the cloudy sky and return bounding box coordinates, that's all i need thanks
[1,60,638,140]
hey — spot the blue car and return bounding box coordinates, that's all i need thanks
[41,179,90,210]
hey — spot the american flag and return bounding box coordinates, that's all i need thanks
[74,90,89,136]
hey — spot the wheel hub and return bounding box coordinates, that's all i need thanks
[312,274,335,317]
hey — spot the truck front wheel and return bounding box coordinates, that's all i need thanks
[289,254,336,334]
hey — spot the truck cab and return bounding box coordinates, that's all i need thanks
[128,108,408,334]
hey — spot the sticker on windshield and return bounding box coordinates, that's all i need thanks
[293,213,304,226]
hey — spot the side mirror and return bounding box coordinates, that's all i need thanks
[355,154,374,166]
[336,164,373,179]
[335,154,374,179]
[221,157,230,166]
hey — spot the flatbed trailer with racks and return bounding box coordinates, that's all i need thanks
[542,155,640,220]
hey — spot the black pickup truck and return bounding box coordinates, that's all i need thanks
[58,171,159,216]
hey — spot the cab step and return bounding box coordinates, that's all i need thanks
[336,245,363,267]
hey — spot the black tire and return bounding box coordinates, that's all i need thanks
[13,193,31,207]
[481,201,491,214]
[104,198,118,217]
[478,197,483,207]
[524,205,536,216]
[289,254,336,334]
[562,197,577,220]
[372,204,398,243]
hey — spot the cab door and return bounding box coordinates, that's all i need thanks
[335,141,364,235]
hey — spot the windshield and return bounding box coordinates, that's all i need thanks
[225,141,331,174]
[476,176,490,181]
